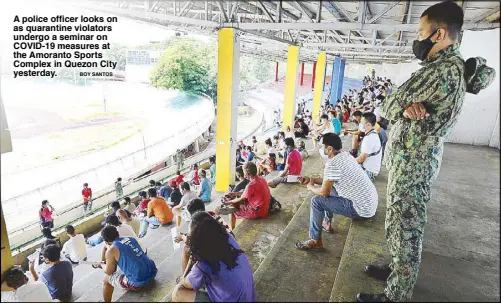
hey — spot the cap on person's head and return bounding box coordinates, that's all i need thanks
[322,133,342,151]
[65,225,75,235]
[147,187,157,198]
[186,198,205,216]
[169,180,177,188]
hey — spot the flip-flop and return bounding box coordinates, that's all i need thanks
[295,240,324,251]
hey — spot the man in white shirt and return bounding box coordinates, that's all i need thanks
[356,112,382,181]
[295,133,378,250]
[172,182,198,227]
[61,225,87,264]
[117,209,140,236]
[1,266,54,302]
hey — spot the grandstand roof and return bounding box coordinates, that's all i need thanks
[75,0,500,64]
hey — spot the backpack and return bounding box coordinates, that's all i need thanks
[268,195,282,214]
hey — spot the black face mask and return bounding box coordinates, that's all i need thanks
[412,29,439,61]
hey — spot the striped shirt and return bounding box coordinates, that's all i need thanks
[323,152,378,218]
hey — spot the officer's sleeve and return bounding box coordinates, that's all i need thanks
[379,64,457,121]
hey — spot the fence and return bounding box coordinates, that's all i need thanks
[3,96,215,235]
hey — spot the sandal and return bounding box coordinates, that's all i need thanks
[295,240,324,251]
[175,276,182,284]
[322,223,335,233]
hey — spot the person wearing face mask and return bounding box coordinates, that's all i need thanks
[295,133,377,251]
[357,2,496,302]
[355,113,382,181]
[343,110,364,157]
[311,114,334,150]
[267,138,303,188]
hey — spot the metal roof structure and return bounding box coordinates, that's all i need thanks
[75,0,500,64]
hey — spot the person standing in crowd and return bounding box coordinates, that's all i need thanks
[1,266,53,302]
[209,156,216,186]
[172,182,199,227]
[215,162,271,230]
[357,2,495,302]
[252,136,259,153]
[172,212,256,302]
[82,183,92,214]
[101,226,157,302]
[30,244,73,302]
[198,170,212,203]
[355,112,382,181]
[295,133,377,250]
[61,225,87,264]
[115,177,123,199]
[39,200,55,229]
[268,138,303,188]
[138,188,173,238]
[174,149,185,172]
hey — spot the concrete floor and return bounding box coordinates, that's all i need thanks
[412,143,500,302]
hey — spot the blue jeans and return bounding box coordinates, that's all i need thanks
[309,187,362,240]
[88,235,104,246]
[139,216,162,236]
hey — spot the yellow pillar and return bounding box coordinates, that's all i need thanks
[312,52,327,124]
[215,28,239,192]
[282,46,300,131]
[1,206,14,278]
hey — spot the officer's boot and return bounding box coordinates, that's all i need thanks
[364,264,391,281]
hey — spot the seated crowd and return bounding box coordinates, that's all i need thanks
[3,74,392,302]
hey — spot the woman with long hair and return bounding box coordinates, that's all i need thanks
[172,212,255,302]
[39,200,55,229]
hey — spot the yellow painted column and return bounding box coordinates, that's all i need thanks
[1,206,14,278]
[312,52,327,124]
[215,28,239,192]
[282,45,300,131]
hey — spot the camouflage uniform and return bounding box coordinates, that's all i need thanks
[379,44,495,301]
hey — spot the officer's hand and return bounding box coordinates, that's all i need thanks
[403,103,429,120]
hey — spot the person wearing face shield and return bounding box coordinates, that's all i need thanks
[295,133,378,251]
[357,2,496,302]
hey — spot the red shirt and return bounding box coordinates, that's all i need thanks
[193,170,200,185]
[39,208,53,222]
[238,177,270,219]
[138,198,151,212]
[175,175,184,185]
[82,188,92,203]
[343,112,349,123]
[286,149,302,175]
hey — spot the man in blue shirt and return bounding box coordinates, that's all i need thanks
[102,225,157,302]
[328,110,342,135]
[245,146,255,162]
[198,170,212,203]
[29,244,73,302]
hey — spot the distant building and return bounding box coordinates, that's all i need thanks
[126,50,163,83]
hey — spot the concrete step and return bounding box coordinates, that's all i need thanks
[253,192,351,302]
[329,170,389,302]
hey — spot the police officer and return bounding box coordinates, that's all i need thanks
[356,1,495,302]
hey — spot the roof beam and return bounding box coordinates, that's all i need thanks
[260,1,300,21]
[316,0,322,23]
[222,21,499,31]
[359,1,366,24]
[470,7,500,23]
[367,1,401,24]
[216,1,228,22]
[398,0,411,42]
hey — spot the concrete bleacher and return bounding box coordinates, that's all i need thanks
[7,136,499,302]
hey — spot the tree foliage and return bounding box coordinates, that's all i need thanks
[149,37,274,104]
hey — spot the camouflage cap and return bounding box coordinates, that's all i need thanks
[464,57,496,95]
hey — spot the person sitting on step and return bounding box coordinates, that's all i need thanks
[101,226,157,302]
[268,138,303,188]
[198,170,212,203]
[172,212,255,302]
[215,162,270,230]
[295,133,378,251]
[138,188,173,238]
